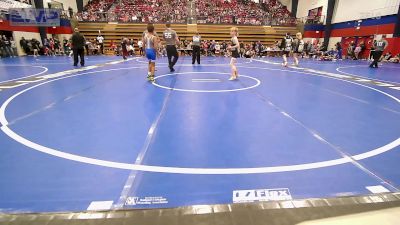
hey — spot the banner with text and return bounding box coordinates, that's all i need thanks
[9,8,61,27]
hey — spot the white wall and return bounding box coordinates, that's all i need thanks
[328,37,341,50]
[83,0,89,7]
[42,0,77,12]
[54,0,77,12]
[57,33,72,41]
[13,31,42,56]
[332,0,400,23]
[279,0,292,12]
[296,0,328,22]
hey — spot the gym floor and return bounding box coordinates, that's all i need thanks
[0,55,399,212]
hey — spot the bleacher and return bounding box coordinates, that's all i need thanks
[77,22,298,53]
[0,0,32,12]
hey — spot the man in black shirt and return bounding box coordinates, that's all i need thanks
[20,37,29,55]
[335,42,342,59]
[0,38,4,58]
[71,28,86,66]
[3,37,13,57]
[68,7,73,18]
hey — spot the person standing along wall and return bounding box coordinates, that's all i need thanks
[335,42,342,60]
[0,37,4,58]
[97,34,104,54]
[5,37,13,57]
[19,37,29,55]
[121,37,128,60]
[10,37,17,57]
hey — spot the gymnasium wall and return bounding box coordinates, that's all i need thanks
[332,0,400,24]
[0,17,73,34]
[301,0,399,54]
[296,0,328,21]
[279,0,292,13]
[0,13,73,55]
[326,37,341,50]
[304,15,397,40]
[42,0,78,12]
[13,31,42,56]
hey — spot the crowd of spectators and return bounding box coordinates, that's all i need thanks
[196,0,267,25]
[77,0,115,22]
[110,37,284,59]
[77,0,295,25]
[15,36,73,57]
[0,35,18,58]
[110,0,188,23]
[262,0,294,25]
[0,0,32,14]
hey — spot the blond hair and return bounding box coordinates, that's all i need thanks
[230,27,239,36]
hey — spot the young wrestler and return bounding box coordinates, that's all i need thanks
[292,32,304,66]
[227,27,240,80]
[143,24,159,82]
[280,33,293,67]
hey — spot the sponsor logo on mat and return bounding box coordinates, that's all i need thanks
[233,188,292,203]
[125,196,169,206]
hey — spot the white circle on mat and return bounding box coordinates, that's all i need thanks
[0,65,48,84]
[0,66,399,174]
[152,72,261,93]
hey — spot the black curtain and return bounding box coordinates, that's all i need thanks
[76,0,83,13]
[323,0,336,47]
[291,0,298,18]
[33,0,47,43]
[394,3,400,37]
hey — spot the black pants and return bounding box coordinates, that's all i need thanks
[100,43,104,54]
[369,50,374,60]
[166,45,179,68]
[73,48,85,66]
[370,50,383,68]
[192,45,200,64]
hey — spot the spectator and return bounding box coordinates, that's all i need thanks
[97,34,104,54]
[138,39,143,56]
[382,52,392,62]
[10,37,17,57]
[335,42,342,59]
[121,37,128,60]
[19,37,29,54]
[347,41,356,60]
[359,41,366,59]
[389,53,399,63]
[3,36,13,57]
[77,0,295,25]
[31,38,40,57]
[354,45,361,59]
[68,7,73,18]
[0,37,4,58]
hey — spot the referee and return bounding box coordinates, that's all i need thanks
[71,28,86,67]
[369,36,388,68]
[192,32,201,64]
[163,23,179,72]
